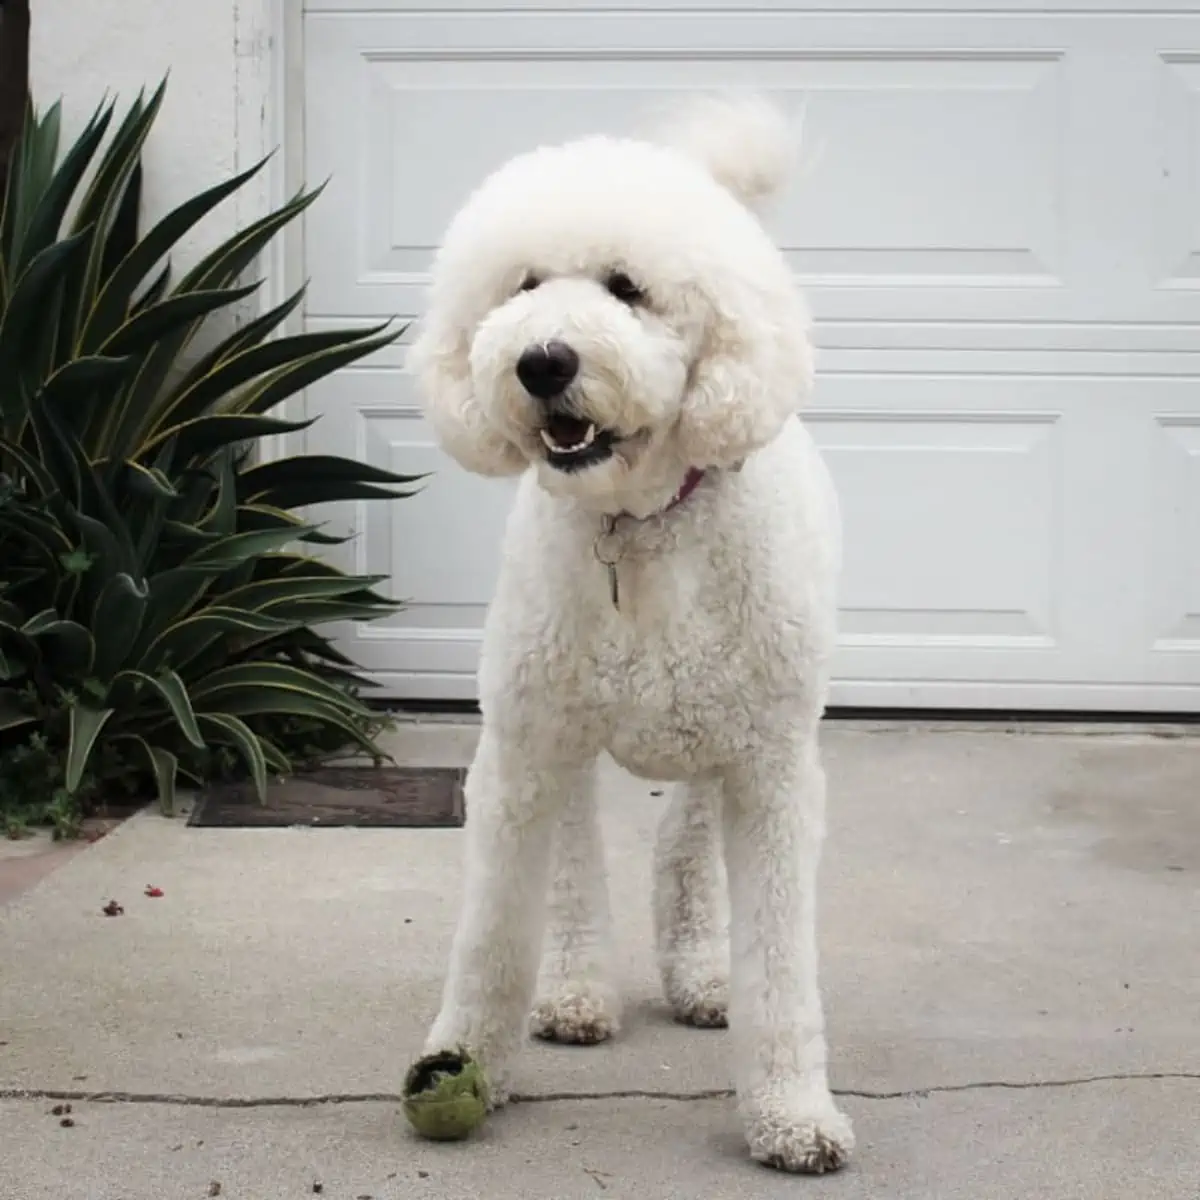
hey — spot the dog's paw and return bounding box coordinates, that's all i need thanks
[529,982,621,1046]
[419,1030,512,1111]
[742,1091,854,1175]
[666,975,729,1028]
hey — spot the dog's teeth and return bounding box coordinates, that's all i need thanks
[541,423,598,455]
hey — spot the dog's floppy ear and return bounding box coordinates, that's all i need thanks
[678,273,815,471]
[652,91,814,467]
[406,318,526,478]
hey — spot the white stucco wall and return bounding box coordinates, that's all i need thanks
[30,0,279,278]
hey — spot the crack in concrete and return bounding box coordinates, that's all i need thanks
[1,1071,1197,1110]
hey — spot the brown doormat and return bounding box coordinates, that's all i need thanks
[187,766,466,829]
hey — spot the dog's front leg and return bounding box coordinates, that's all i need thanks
[530,761,622,1045]
[423,730,560,1105]
[722,738,854,1174]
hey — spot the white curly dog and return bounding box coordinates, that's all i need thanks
[406,92,853,1174]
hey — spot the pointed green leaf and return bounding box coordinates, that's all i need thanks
[0,620,36,676]
[185,525,320,569]
[130,258,172,314]
[257,737,292,777]
[139,606,299,676]
[260,598,398,626]
[237,455,426,507]
[0,689,36,731]
[0,435,56,496]
[123,461,180,500]
[0,504,72,554]
[40,355,133,402]
[2,97,69,276]
[282,628,360,669]
[166,322,392,427]
[70,84,161,237]
[71,84,166,335]
[91,572,149,680]
[83,155,272,352]
[165,283,306,401]
[179,184,322,295]
[189,661,373,712]
[99,282,262,360]
[15,100,114,274]
[139,413,317,467]
[25,361,85,504]
[67,509,130,582]
[55,87,166,361]
[66,705,115,793]
[133,737,179,816]
[21,612,95,677]
[111,668,205,748]
[125,565,218,663]
[114,188,323,444]
[215,572,391,612]
[0,230,92,404]
[195,687,381,757]
[100,158,142,286]
[194,449,237,536]
[223,326,402,418]
[199,712,269,802]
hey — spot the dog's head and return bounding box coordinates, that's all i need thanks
[407,93,814,514]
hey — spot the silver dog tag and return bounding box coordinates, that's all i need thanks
[594,516,623,612]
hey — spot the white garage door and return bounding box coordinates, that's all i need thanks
[300,1,1200,713]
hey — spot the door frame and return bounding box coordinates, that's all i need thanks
[244,0,308,459]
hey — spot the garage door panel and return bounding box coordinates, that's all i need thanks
[302,368,515,670]
[824,374,1200,696]
[1149,414,1200,655]
[809,404,1060,652]
[1158,52,1200,292]
[788,53,1062,289]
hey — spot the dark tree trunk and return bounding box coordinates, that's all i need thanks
[0,0,32,203]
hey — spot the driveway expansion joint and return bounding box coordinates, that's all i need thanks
[2,1072,1197,1110]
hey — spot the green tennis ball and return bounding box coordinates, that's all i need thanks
[402,1047,490,1141]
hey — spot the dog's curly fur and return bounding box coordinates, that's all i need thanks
[407,92,853,1174]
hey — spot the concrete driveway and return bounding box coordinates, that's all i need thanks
[1,721,1197,1199]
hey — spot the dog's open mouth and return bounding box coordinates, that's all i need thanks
[539,412,616,472]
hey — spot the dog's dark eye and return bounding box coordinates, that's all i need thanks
[605,271,644,305]
[518,274,541,293]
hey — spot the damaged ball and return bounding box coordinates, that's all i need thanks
[402,1047,489,1141]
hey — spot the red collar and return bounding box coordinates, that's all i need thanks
[617,467,705,523]
[662,466,706,514]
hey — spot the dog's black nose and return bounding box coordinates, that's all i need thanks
[516,340,579,400]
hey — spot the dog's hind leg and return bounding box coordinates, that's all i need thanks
[529,760,622,1045]
[653,777,730,1028]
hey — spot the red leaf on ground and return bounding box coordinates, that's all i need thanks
[144,886,164,898]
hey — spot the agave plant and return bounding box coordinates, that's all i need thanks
[0,80,421,819]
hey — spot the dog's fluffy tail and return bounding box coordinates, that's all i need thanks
[646,91,798,209]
